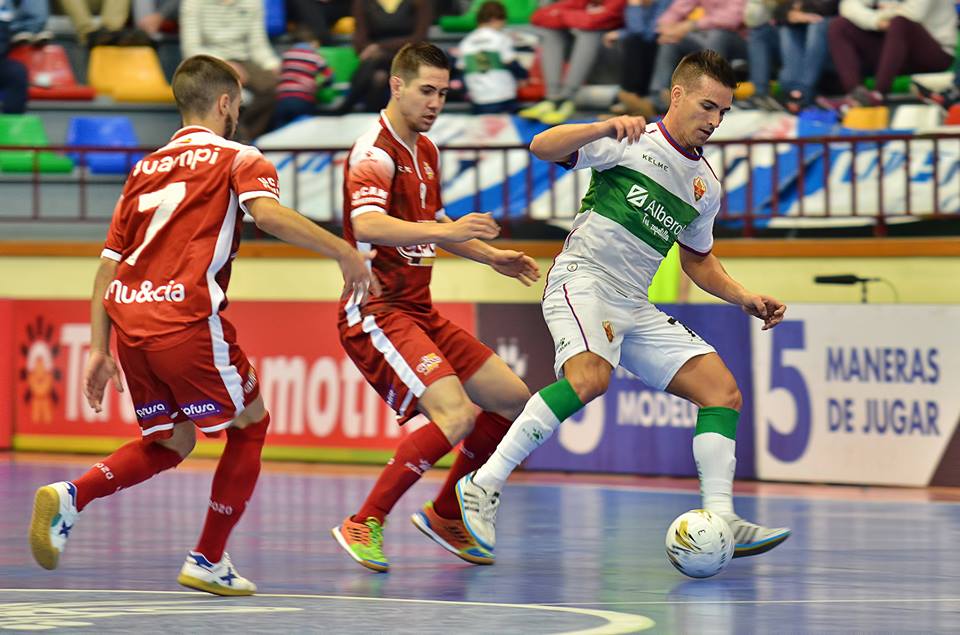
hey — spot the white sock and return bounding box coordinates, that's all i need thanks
[474,392,561,491]
[693,432,736,517]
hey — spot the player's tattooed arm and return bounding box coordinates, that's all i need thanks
[529,116,647,163]
[679,248,786,330]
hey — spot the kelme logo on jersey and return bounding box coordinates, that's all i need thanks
[106,280,186,304]
[625,184,688,239]
[180,400,222,419]
[134,401,169,421]
[416,353,443,376]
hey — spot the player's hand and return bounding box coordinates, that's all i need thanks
[444,212,501,242]
[603,115,647,144]
[83,350,123,413]
[490,249,541,286]
[338,247,381,304]
[740,293,786,330]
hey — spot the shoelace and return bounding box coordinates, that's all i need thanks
[479,492,500,526]
[365,519,384,548]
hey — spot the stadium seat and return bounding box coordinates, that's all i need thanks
[66,116,144,175]
[88,46,174,103]
[316,46,359,103]
[796,109,839,137]
[332,16,355,35]
[734,81,755,101]
[439,0,538,32]
[516,51,545,102]
[264,0,286,37]
[945,104,960,126]
[889,104,943,130]
[865,75,912,94]
[0,114,74,173]
[842,106,890,130]
[6,44,96,101]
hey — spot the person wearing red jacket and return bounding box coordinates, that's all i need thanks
[519,0,626,125]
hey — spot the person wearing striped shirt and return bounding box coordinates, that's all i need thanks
[273,35,334,129]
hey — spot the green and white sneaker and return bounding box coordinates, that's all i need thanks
[455,472,499,552]
[723,513,791,558]
[332,516,389,572]
[29,481,79,570]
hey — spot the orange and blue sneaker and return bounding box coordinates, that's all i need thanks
[331,516,389,572]
[29,481,79,570]
[410,501,494,565]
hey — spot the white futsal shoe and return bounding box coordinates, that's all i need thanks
[455,472,500,552]
[722,513,791,558]
[178,551,257,596]
[29,481,79,570]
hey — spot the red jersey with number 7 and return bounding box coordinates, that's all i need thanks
[101,125,281,350]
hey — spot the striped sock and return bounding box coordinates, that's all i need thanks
[473,379,583,492]
[693,407,739,517]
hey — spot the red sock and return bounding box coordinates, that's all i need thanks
[354,421,452,524]
[433,412,511,519]
[72,439,184,511]
[194,414,269,563]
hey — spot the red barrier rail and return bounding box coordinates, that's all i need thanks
[2,132,959,237]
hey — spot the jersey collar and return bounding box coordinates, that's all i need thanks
[379,110,422,179]
[656,120,701,162]
[171,125,216,141]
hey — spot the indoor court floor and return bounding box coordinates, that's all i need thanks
[2,454,960,633]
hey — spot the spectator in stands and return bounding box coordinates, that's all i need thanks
[180,0,280,140]
[519,0,626,125]
[0,1,28,113]
[10,0,52,46]
[132,0,179,40]
[59,0,132,47]
[458,1,526,114]
[339,0,432,112]
[823,0,956,108]
[272,29,333,128]
[776,0,836,112]
[603,0,671,118]
[744,0,784,111]
[645,0,747,112]
[286,0,352,43]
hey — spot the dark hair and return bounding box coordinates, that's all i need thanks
[477,0,507,24]
[390,42,450,82]
[670,49,737,91]
[172,55,242,117]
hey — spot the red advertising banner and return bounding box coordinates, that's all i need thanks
[0,300,13,449]
[11,300,475,462]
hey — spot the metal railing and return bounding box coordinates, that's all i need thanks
[3,132,960,237]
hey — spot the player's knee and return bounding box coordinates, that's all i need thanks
[432,403,476,442]
[714,383,742,411]
[568,367,610,403]
[158,424,196,458]
[500,380,532,420]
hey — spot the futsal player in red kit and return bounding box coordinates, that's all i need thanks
[331,42,541,571]
[28,55,378,595]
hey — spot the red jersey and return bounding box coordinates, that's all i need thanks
[101,125,281,349]
[341,112,444,322]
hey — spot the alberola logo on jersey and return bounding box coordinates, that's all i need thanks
[106,280,186,304]
[179,400,222,419]
[625,184,688,239]
[693,176,706,201]
[416,353,443,376]
[132,147,221,176]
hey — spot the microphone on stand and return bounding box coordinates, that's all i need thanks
[813,274,880,285]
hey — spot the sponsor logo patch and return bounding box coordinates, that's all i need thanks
[693,176,706,201]
[179,400,222,420]
[416,353,443,376]
[134,401,169,421]
[602,320,615,343]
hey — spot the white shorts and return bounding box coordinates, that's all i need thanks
[542,272,716,390]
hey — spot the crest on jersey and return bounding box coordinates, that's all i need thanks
[422,162,435,180]
[693,176,706,201]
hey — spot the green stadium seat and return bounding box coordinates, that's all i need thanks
[439,0,538,33]
[0,114,74,173]
[316,46,360,104]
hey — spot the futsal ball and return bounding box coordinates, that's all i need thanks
[664,509,735,579]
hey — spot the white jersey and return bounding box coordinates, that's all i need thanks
[458,26,518,105]
[548,121,721,298]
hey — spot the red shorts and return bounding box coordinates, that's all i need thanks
[116,317,260,441]
[339,307,493,423]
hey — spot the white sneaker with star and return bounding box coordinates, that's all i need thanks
[177,551,257,596]
[29,481,79,570]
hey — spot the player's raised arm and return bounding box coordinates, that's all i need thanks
[529,116,647,163]
[246,197,381,298]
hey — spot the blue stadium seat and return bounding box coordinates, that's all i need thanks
[66,116,144,175]
[796,109,840,138]
[264,0,286,37]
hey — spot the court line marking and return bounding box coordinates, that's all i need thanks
[0,589,654,635]
[540,598,960,607]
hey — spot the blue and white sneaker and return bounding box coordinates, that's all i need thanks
[723,514,791,558]
[177,551,257,596]
[29,481,79,570]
